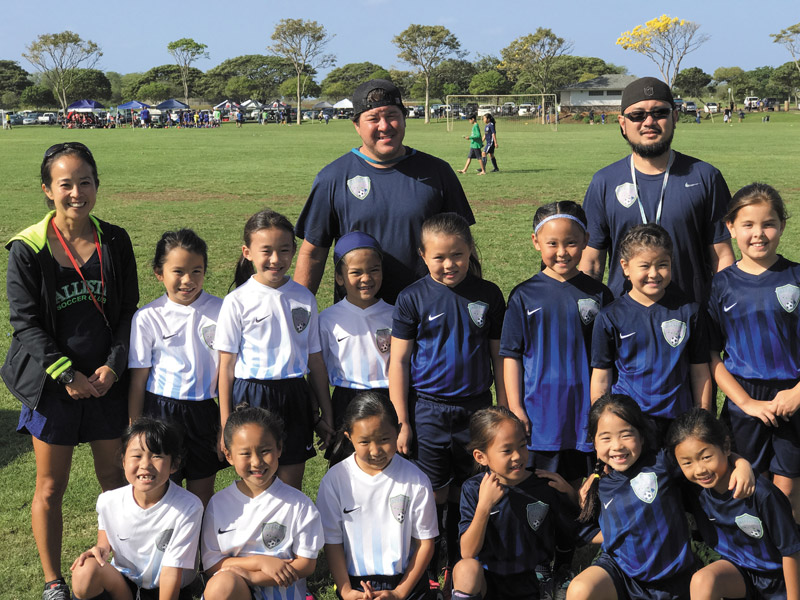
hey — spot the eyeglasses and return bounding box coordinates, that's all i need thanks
[44,142,93,159]
[622,108,673,122]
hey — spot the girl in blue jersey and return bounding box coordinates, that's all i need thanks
[481,114,499,173]
[708,183,800,522]
[215,209,334,490]
[667,408,800,600]
[317,391,438,600]
[128,229,224,506]
[569,394,754,600]
[452,406,579,600]
[590,224,712,443]
[390,212,506,590]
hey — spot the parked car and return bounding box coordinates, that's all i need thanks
[673,98,684,112]
[38,112,57,124]
[477,105,494,117]
[22,113,39,125]
[743,96,760,110]
[703,102,718,113]
[518,103,533,116]
[684,101,697,113]
[8,113,24,125]
[762,97,778,111]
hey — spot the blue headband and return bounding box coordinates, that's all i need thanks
[534,214,587,235]
[333,231,383,265]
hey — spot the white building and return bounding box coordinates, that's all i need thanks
[559,74,639,113]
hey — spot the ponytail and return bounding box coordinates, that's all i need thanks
[579,460,603,522]
[232,254,254,289]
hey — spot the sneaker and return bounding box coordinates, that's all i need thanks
[491,168,500,172]
[554,566,574,600]
[42,581,70,600]
[536,571,554,600]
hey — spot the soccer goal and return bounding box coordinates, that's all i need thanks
[445,94,559,132]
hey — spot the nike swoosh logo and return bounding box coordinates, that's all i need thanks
[343,507,360,514]
[527,308,542,316]
[118,536,130,541]
[217,528,235,534]
[620,332,636,339]
[708,517,716,521]
[603,499,614,509]
[723,303,737,312]
[337,335,350,342]
[428,313,444,321]
[305,444,314,451]
[685,182,700,188]
[255,315,270,323]
[162,333,178,339]
[417,177,430,182]
[490,510,500,516]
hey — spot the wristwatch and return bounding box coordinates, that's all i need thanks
[56,368,75,386]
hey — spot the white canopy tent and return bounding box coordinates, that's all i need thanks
[333,98,353,109]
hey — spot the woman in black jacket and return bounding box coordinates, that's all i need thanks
[1,142,138,600]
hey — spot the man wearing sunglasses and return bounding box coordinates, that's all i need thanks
[579,77,734,302]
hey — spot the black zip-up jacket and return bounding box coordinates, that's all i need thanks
[1,212,139,409]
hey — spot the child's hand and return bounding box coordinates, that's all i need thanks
[340,584,368,600]
[536,469,579,505]
[477,471,506,510]
[740,398,779,427]
[219,565,253,583]
[88,366,116,396]
[70,545,110,570]
[397,423,413,456]
[729,460,756,499]
[217,430,226,461]
[315,418,335,450]
[773,388,800,421]
[509,405,531,439]
[259,556,299,588]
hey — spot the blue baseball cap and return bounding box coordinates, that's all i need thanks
[333,231,383,265]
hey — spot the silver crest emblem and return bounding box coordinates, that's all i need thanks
[154,528,173,552]
[615,182,638,208]
[389,494,410,523]
[375,328,391,353]
[468,301,489,327]
[630,472,658,504]
[347,175,371,200]
[261,521,287,549]
[661,319,686,348]
[735,513,764,539]
[577,298,600,325]
[776,284,800,313]
[526,501,549,531]
[291,307,310,333]
[200,324,216,349]
[644,86,654,97]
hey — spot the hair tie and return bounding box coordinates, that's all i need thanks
[593,473,600,479]
[534,214,587,235]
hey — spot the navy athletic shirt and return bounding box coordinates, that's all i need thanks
[708,257,800,381]
[583,151,731,302]
[500,272,613,451]
[392,273,505,399]
[295,148,473,303]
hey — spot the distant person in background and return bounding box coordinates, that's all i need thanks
[481,113,499,172]
[457,113,486,175]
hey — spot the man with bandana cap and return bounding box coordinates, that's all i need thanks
[294,79,474,304]
[579,76,734,302]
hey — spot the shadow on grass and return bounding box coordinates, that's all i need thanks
[0,406,31,468]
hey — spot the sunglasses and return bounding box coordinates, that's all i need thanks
[44,142,93,159]
[622,108,673,122]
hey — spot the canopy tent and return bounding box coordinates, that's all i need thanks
[68,99,105,110]
[240,99,264,110]
[213,99,241,110]
[312,100,333,109]
[268,100,288,108]
[117,100,150,110]
[333,98,353,109]
[156,99,189,110]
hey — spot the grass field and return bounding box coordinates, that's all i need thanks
[1,113,799,598]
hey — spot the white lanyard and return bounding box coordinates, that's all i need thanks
[630,150,674,225]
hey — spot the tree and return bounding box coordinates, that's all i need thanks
[1,91,19,109]
[23,31,102,114]
[499,28,573,95]
[771,23,800,77]
[166,38,209,105]
[0,60,33,96]
[387,69,418,98]
[269,19,335,125]
[548,55,627,92]
[105,71,123,103]
[616,15,709,88]
[430,59,477,101]
[138,81,172,103]
[393,24,462,123]
[321,62,387,100]
[129,65,201,99]
[279,77,320,101]
[674,67,711,98]
[770,62,800,103]
[20,84,56,108]
[70,69,111,102]
[200,55,295,102]
[224,76,259,101]
[469,70,510,95]
[120,72,144,99]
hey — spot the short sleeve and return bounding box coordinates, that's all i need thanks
[213,294,243,354]
[591,310,616,369]
[291,498,324,560]
[306,297,321,355]
[391,291,420,341]
[487,284,506,340]
[707,169,732,245]
[688,307,710,364]
[295,172,340,248]
[759,485,800,557]
[409,476,438,541]
[162,498,203,570]
[128,309,155,369]
[499,289,525,358]
[316,472,344,545]
[706,280,724,353]
[458,478,479,537]
[439,167,474,226]
[583,175,611,251]
[200,502,224,569]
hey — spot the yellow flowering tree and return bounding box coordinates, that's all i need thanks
[617,15,709,88]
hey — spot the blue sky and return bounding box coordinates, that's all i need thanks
[2,0,797,82]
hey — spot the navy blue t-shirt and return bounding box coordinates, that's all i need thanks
[392,274,505,399]
[583,151,731,302]
[295,148,474,303]
[708,256,800,382]
[500,272,613,451]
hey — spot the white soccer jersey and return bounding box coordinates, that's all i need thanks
[316,454,438,577]
[97,481,203,589]
[318,299,394,389]
[214,278,321,380]
[129,291,223,400]
[201,478,323,600]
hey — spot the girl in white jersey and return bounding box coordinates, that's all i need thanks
[70,418,203,600]
[317,391,438,600]
[215,209,334,489]
[128,229,224,506]
[202,405,323,600]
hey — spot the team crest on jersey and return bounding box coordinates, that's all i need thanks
[468,301,489,327]
[526,501,549,531]
[261,521,287,549]
[735,513,764,539]
[375,328,391,353]
[154,528,173,552]
[291,306,311,333]
[200,324,216,349]
[347,175,372,200]
[389,494,410,523]
[615,182,638,208]
[775,284,800,313]
[630,472,658,504]
[577,298,600,325]
[661,319,686,348]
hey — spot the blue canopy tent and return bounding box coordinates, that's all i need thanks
[67,99,105,110]
[156,99,189,110]
[117,100,150,110]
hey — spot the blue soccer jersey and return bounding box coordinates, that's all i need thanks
[708,257,800,381]
[591,285,709,418]
[295,149,474,303]
[392,274,505,399]
[501,272,613,452]
[583,151,731,302]
[458,472,579,576]
[597,450,694,582]
[690,476,800,574]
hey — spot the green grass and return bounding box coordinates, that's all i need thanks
[1,114,800,598]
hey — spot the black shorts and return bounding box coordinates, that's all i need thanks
[484,569,539,600]
[340,573,430,600]
[468,148,482,159]
[528,449,593,482]
[232,377,315,465]
[483,143,495,154]
[593,553,691,600]
[730,562,787,600]
[143,392,226,480]
[122,577,194,600]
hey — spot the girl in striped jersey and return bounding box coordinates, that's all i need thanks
[667,408,800,600]
[215,209,334,490]
[128,229,224,506]
[708,183,800,522]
